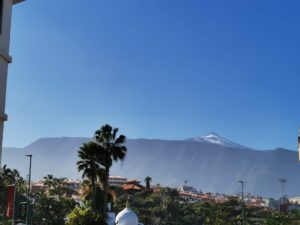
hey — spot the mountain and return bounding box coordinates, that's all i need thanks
[2,134,299,198]
[187,132,250,149]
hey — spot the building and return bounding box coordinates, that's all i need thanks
[289,196,300,204]
[179,191,202,203]
[109,176,128,187]
[288,203,300,212]
[267,198,281,210]
[122,180,144,193]
[0,0,24,169]
[31,181,44,194]
[66,179,81,191]
[114,207,144,225]
[177,185,198,193]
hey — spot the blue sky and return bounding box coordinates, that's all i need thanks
[4,0,300,150]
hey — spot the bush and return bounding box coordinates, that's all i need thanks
[66,201,107,225]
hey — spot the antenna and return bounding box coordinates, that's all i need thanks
[278,178,287,203]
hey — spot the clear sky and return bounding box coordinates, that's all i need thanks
[4,0,300,150]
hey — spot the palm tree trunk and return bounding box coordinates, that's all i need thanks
[103,166,110,215]
[91,169,96,212]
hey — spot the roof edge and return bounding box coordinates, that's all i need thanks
[13,0,25,5]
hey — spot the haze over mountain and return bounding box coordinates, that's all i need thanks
[2,132,299,198]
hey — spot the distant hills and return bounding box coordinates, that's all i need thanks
[2,132,300,198]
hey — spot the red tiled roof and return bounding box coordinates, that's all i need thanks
[123,184,143,190]
[122,182,144,191]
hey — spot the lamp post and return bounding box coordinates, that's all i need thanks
[25,154,32,225]
[12,179,17,225]
[278,178,287,204]
[238,180,245,225]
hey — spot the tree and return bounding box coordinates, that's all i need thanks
[66,201,106,225]
[0,165,14,184]
[77,141,104,211]
[0,165,25,221]
[145,176,152,189]
[43,174,56,194]
[33,176,77,225]
[33,193,76,225]
[94,124,127,214]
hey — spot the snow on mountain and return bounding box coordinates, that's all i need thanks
[188,132,250,149]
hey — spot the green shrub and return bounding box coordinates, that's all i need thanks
[66,201,106,225]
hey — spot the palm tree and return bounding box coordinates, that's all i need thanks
[43,174,56,194]
[78,180,93,200]
[0,165,23,219]
[0,164,15,184]
[53,177,71,197]
[94,124,127,214]
[145,176,152,189]
[77,141,104,211]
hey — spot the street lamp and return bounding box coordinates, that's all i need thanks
[278,178,287,203]
[25,154,32,225]
[238,180,245,225]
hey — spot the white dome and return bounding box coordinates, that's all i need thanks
[115,208,139,225]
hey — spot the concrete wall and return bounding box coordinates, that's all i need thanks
[0,0,13,52]
[0,0,15,166]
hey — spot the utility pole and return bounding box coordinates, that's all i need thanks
[26,154,32,225]
[238,180,245,225]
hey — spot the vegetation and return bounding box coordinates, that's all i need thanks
[31,175,76,225]
[93,124,127,215]
[68,124,127,225]
[0,164,26,223]
[0,166,76,225]
[114,187,300,225]
[145,176,152,189]
[66,201,106,225]
[77,141,104,211]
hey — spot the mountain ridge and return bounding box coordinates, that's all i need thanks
[2,134,298,198]
[17,134,288,152]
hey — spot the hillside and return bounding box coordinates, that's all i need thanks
[2,133,299,197]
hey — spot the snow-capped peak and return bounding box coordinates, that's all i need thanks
[189,132,248,149]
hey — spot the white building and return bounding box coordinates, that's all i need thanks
[109,176,128,187]
[114,208,144,225]
[0,0,24,169]
[177,185,198,193]
[289,197,300,204]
